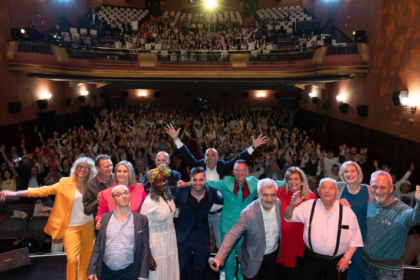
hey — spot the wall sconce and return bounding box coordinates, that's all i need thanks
[392,91,408,107]
[41,92,52,100]
[139,91,147,98]
[257,92,265,99]
[336,95,344,103]
[402,98,416,113]
[309,93,316,97]
[81,90,89,96]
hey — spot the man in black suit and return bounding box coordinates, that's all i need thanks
[142,151,181,194]
[87,185,150,280]
[165,124,267,255]
[88,8,100,29]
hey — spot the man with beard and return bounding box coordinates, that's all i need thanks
[175,167,223,280]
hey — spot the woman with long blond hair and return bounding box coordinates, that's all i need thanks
[0,157,97,280]
[276,166,317,279]
[95,160,147,226]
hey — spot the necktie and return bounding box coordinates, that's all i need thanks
[237,184,243,202]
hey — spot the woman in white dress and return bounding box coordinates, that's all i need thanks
[140,164,179,280]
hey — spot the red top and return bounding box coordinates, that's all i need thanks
[276,187,316,267]
[95,183,147,222]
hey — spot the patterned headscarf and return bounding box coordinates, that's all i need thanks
[148,164,171,183]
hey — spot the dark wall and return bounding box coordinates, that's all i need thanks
[300,109,420,188]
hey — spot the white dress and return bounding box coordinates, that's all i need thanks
[140,195,179,280]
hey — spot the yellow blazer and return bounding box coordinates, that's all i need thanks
[28,177,79,239]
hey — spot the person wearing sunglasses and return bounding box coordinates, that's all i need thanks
[0,157,97,280]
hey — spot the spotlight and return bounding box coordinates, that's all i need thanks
[353,30,366,43]
[21,29,25,34]
[205,0,217,10]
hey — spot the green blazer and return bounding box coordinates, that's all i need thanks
[207,176,286,233]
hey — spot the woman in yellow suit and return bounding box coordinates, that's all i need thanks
[0,157,96,280]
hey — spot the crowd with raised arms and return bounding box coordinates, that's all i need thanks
[0,103,419,280]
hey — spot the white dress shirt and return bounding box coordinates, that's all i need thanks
[286,199,363,256]
[259,201,279,255]
[323,156,342,178]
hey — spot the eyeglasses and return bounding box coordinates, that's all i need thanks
[113,191,129,198]
[77,166,91,171]
[234,168,247,173]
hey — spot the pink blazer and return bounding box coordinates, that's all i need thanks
[95,183,147,222]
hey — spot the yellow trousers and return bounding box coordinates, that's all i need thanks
[62,220,95,280]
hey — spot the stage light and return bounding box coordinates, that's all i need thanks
[20,29,25,34]
[205,0,217,10]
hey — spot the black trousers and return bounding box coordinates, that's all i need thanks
[244,251,277,280]
[178,229,209,280]
[275,255,304,280]
[101,262,133,280]
[302,247,347,280]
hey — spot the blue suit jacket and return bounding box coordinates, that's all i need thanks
[142,169,181,194]
[174,186,223,248]
[86,211,150,279]
[178,144,251,179]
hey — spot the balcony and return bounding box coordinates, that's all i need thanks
[6,41,369,83]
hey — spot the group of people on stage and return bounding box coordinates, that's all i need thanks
[1,122,419,280]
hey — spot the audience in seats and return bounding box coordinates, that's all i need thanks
[1,102,420,280]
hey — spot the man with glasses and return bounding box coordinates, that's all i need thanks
[87,185,150,280]
[179,159,285,280]
[83,155,114,230]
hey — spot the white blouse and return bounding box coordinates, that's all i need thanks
[68,188,93,227]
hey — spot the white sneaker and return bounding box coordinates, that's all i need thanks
[219,271,226,280]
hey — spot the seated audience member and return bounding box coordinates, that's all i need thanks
[248,161,265,179]
[264,152,289,180]
[87,185,150,280]
[362,171,420,279]
[284,178,363,280]
[300,151,320,180]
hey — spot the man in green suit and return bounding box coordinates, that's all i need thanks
[179,159,286,280]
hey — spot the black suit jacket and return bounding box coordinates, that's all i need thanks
[178,144,251,179]
[142,169,181,194]
[174,186,223,249]
[87,211,150,279]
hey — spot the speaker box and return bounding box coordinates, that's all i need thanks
[185,92,191,97]
[322,100,330,109]
[122,91,128,97]
[392,91,408,106]
[63,97,71,106]
[243,92,248,98]
[91,94,97,101]
[311,97,318,104]
[79,96,86,103]
[304,95,309,102]
[323,34,332,45]
[275,92,281,98]
[0,248,30,272]
[339,103,348,113]
[221,92,227,97]
[154,92,160,97]
[100,93,105,99]
[37,100,48,110]
[357,105,368,117]
[8,102,22,114]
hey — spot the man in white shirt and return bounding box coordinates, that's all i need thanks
[320,150,344,178]
[210,178,282,280]
[284,178,363,280]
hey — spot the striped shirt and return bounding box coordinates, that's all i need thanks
[103,211,135,271]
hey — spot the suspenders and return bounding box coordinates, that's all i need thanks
[308,200,343,256]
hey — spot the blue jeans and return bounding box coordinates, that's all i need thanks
[208,211,222,248]
[361,260,403,280]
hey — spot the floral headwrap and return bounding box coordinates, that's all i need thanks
[149,164,171,183]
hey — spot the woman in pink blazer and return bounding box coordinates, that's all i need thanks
[95,160,147,225]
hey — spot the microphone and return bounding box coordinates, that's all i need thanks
[208,257,217,268]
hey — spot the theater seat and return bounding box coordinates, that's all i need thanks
[0,217,27,238]
[27,217,49,239]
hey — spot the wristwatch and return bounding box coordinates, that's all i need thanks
[343,256,351,265]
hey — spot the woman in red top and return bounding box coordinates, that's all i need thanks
[95,160,147,225]
[276,166,317,280]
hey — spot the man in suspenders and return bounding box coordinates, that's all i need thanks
[283,178,363,280]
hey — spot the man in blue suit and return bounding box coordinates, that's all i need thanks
[142,151,181,194]
[175,167,223,280]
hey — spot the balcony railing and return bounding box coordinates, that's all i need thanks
[249,50,315,62]
[67,48,138,62]
[157,51,230,63]
[296,20,320,31]
[326,43,359,56]
[17,41,53,55]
